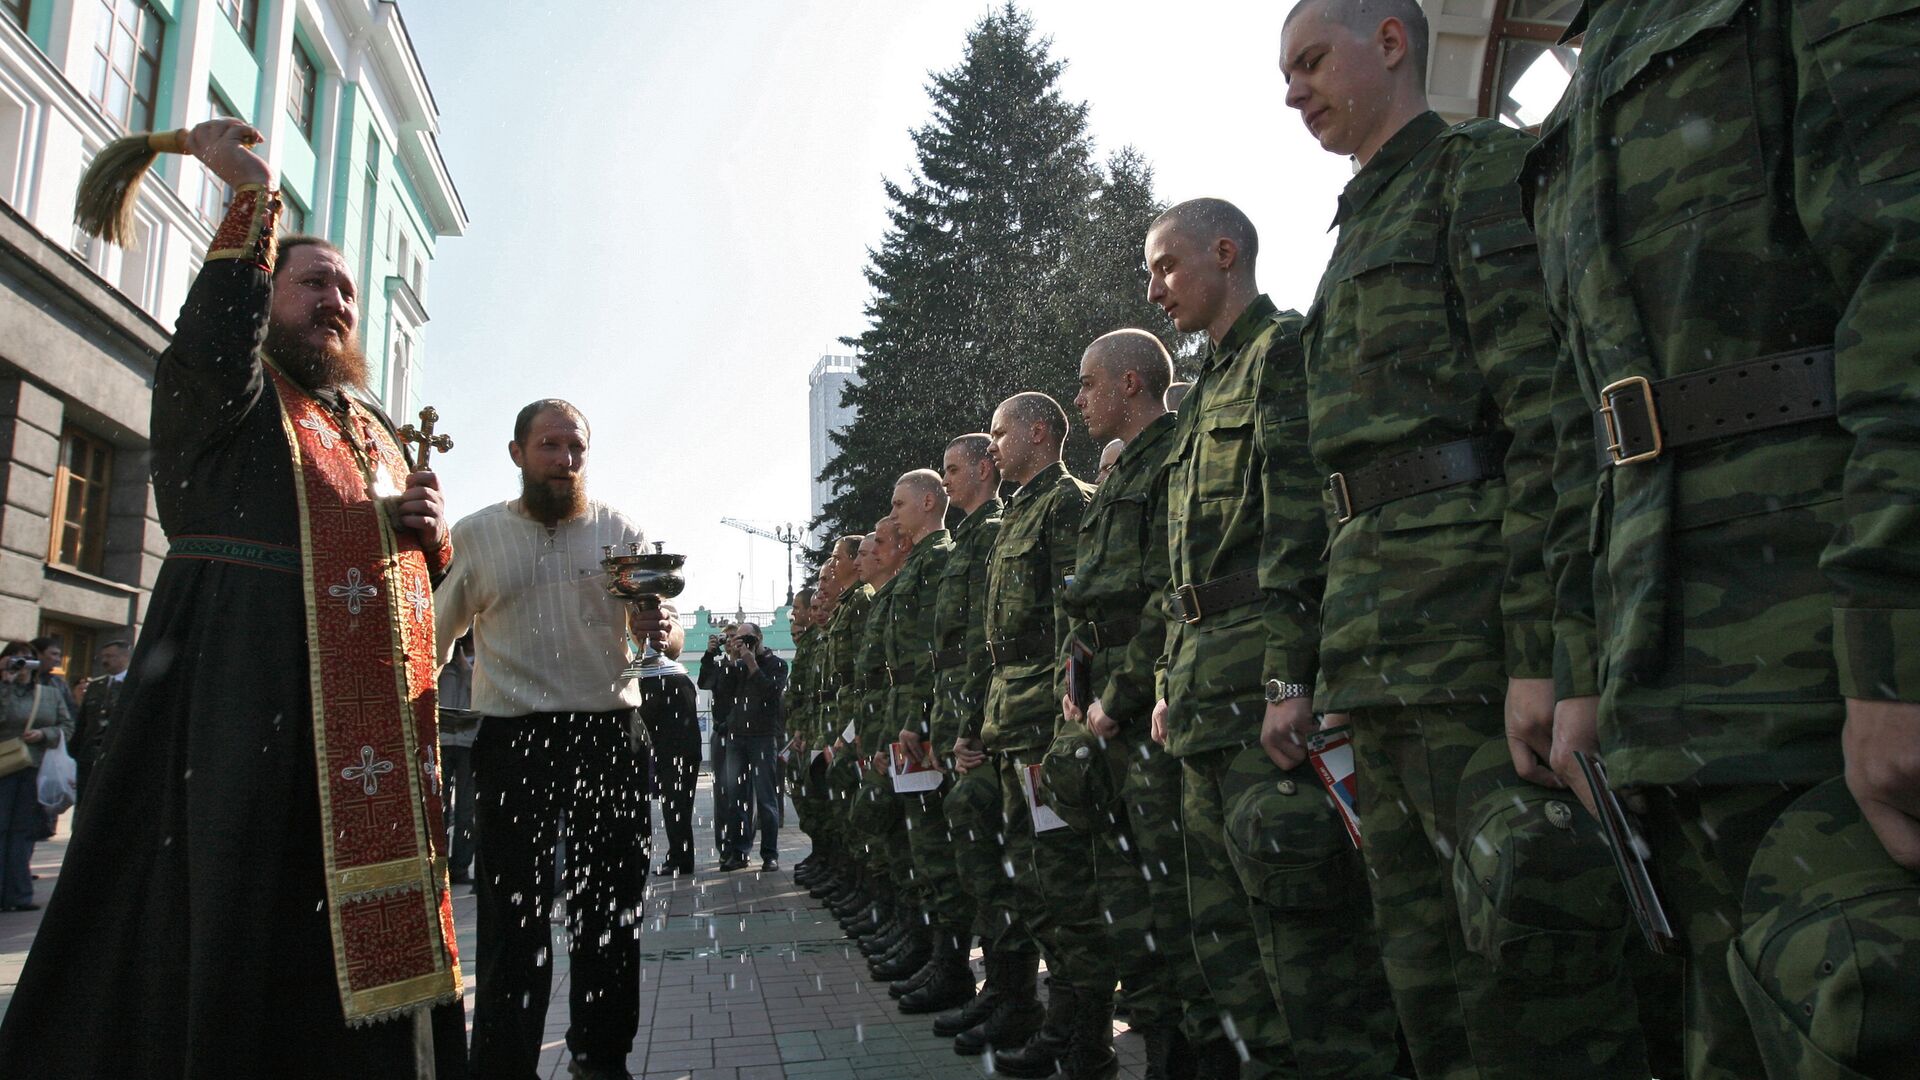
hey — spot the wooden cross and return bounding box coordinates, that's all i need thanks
[397,406,454,471]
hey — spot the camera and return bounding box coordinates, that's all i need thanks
[737,635,759,650]
[4,657,40,672]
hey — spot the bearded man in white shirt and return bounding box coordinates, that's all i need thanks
[435,398,684,1080]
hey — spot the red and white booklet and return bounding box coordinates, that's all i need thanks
[1308,725,1362,849]
[888,741,943,793]
[1023,762,1070,834]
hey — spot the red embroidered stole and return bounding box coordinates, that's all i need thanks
[267,364,461,1025]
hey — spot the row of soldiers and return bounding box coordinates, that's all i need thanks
[779,0,1920,1078]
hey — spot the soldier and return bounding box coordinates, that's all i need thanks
[817,537,876,921]
[845,528,909,948]
[1138,198,1397,1079]
[973,393,1096,1069]
[864,494,954,987]
[1055,329,1192,1078]
[786,588,831,888]
[1526,1,1920,1076]
[919,435,1022,1031]
[800,571,849,900]
[1279,1,1660,1076]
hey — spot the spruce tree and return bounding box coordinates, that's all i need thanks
[814,5,1181,556]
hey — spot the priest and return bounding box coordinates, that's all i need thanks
[0,118,467,1078]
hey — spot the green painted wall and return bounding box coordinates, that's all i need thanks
[206,15,259,119]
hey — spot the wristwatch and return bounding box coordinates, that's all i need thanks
[1264,679,1311,704]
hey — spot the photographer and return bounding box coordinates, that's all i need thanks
[718,623,788,872]
[698,623,741,860]
[0,641,73,912]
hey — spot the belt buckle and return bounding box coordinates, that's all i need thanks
[1328,472,1354,524]
[1172,583,1203,625]
[986,640,1001,666]
[1599,375,1663,466]
[885,666,898,688]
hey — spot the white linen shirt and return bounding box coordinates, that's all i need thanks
[434,499,645,715]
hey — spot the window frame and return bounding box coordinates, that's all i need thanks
[198,89,239,225]
[287,38,319,141]
[3,0,29,32]
[47,424,115,576]
[88,0,166,133]
[1476,1,1578,126]
[215,0,258,49]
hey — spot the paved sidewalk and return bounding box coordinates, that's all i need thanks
[2,771,1158,1078]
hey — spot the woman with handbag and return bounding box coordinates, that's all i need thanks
[0,639,74,912]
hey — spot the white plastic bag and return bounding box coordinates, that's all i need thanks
[37,736,76,813]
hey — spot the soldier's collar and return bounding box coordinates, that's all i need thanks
[1013,460,1070,502]
[1212,294,1280,365]
[1331,111,1447,229]
[1115,412,1177,471]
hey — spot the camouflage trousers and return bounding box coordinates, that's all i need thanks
[1349,703,1653,1080]
[903,774,974,937]
[943,761,1014,944]
[1106,728,1197,1033]
[847,766,903,890]
[1178,743,1310,1077]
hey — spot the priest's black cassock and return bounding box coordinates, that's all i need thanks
[0,188,466,1078]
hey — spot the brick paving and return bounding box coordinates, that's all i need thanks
[2,770,1157,1078]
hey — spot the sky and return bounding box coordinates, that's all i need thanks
[402,0,1357,616]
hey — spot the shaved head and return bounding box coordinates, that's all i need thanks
[833,535,863,560]
[1086,329,1174,401]
[895,468,946,505]
[1285,0,1430,81]
[998,392,1069,447]
[1150,198,1259,271]
[946,433,994,465]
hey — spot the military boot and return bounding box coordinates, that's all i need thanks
[899,931,977,1015]
[888,951,937,998]
[952,949,1042,1055]
[988,982,1076,1078]
[1061,988,1118,1080]
[871,927,932,980]
[932,941,1000,1037]
[1139,1025,1195,1080]
[1189,1037,1243,1080]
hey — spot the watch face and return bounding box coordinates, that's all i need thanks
[1264,680,1283,703]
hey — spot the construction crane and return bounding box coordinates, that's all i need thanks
[719,518,804,604]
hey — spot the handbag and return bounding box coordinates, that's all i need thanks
[0,685,45,779]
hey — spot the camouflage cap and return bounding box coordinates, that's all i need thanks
[1220,745,1362,909]
[1731,777,1920,1078]
[1451,738,1628,972]
[1038,729,1125,834]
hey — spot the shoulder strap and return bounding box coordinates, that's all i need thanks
[26,684,43,730]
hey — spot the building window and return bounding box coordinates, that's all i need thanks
[282,194,307,236]
[198,91,237,224]
[288,41,318,140]
[389,334,412,414]
[3,0,28,31]
[215,0,257,47]
[49,426,114,575]
[36,618,98,690]
[1479,0,1579,129]
[89,0,165,133]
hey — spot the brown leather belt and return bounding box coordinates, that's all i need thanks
[1594,347,1836,466]
[859,670,889,692]
[1078,615,1140,650]
[986,630,1052,668]
[1327,434,1510,525]
[885,662,924,687]
[930,645,967,671]
[1168,569,1260,625]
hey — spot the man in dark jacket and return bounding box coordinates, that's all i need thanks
[698,623,739,859]
[719,623,789,871]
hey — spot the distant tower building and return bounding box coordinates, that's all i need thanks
[808,354,860,540]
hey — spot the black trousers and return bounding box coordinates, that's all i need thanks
[640,674,700,871]
[472,711,646,1078]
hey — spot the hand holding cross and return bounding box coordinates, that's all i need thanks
[397,406,454,471]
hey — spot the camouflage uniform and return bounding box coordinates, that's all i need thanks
[785,626,824,851]
[822,584,874,867]
[1055,412,1185,1035]
[1527,3,1920,1075]
[851,576,902,887]
[1302,111,1652,1079]
[1159,295,1397,1077]
[981,460,1092,970]
[923,499,1003,944]
[881,531,952,912]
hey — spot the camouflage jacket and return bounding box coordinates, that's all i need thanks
[1303,111,1558,712]
[1065,412,1176,731]
[784,626,818,744]
[1162,297,1325,757]
[823,584,873,747]
[1524,0,1908,786]
[983,461,1093,754]
[883,531,952,750]
[931,498,1003,753]
[854,576,899,754]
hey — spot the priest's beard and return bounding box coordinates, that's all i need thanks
[264,317,369,392]
[521,470,587,525]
